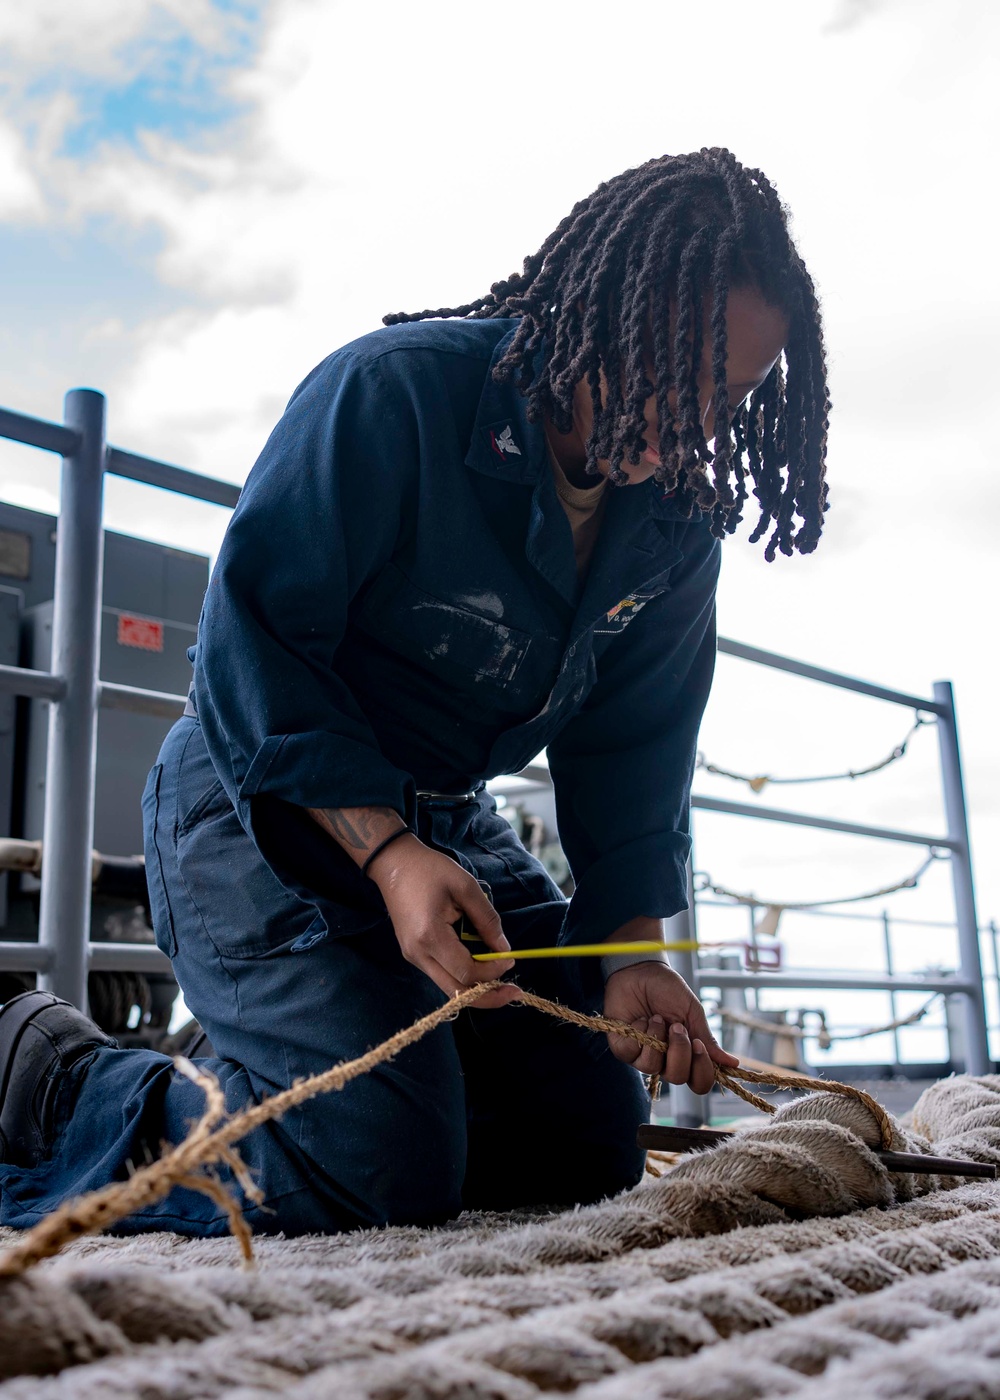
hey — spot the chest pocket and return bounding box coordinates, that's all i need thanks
[354,563,547,705]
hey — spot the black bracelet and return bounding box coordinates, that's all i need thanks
[360,825,413,879]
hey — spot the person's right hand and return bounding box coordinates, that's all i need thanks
[368,835,521,1008]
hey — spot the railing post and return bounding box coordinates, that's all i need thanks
[882,910,902,1067]
[668,859,709,1127]
[933,680,991,1074]
[985,918,991,1058]
[36,389,106,1009]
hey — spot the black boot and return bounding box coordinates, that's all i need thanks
[0,991,116,1167]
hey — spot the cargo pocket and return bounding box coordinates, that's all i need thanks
[290,913,329,953]
[141,764,178,960]
[175,787,330,959]
[177,775,229,837]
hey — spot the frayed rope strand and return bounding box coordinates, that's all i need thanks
[0,985,893,1279]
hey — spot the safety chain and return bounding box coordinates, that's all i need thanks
[695,849,947,939]
[696,713,931,794]
[714,994,942,1050]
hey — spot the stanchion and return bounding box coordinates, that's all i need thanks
[36,389,106,1010]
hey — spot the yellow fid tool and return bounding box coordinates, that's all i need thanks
[471,939,699,962]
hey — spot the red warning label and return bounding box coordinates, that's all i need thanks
[117,614,164,652]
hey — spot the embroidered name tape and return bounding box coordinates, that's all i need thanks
[594,593,659,635]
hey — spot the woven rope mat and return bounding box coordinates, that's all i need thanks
[2,1074,1000,1398]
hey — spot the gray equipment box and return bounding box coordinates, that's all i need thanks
[23,603,198,858]
[0,499,209,878]
[0,502,208,621]
[0,503,210,1038]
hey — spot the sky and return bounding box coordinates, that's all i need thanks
[0,0,998,1064]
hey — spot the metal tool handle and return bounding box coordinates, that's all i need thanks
[455,880,494,949]
[637,1123,998,1180]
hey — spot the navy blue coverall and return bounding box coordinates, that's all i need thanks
[0,319,720,1235]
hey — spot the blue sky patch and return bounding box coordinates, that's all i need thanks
[0,220,180,321]
[0,1,271,407]
[43,1,267,158]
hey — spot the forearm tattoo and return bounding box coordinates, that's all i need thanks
[308,805,405,861]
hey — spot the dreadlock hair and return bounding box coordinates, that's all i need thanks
[384,148,829,560]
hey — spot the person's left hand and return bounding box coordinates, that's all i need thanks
[603,962,739,1094]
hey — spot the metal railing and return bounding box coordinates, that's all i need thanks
[0,390,237,1007]
[490,654,991,1094]
[683,644,989,1076]
[694,897,1000,1068]
[0,389,991,1084]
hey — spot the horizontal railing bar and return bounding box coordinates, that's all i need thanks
[516,763,551,785]
[0,662,66,701]
[106,446,241,508]
[695,894,993,933]
[87,942,172,973]
[692,793,958,850]
[0,670,188,713]
[717,637,946,715]
[0,942,54,971]
[0,407,80,457]
[3,947,976,997]
[495,769,958,850]
[491,775,549,788]
[99,680,185,720]
[698,969,974,995]
[0,941,171,974]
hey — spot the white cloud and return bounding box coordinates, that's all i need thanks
[0,121,43,219]
[61,133,305,305]
[0,0,264,226]
[0,0,242,83]
[823,0,895,33]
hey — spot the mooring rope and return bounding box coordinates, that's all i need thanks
[0,985,895,1280]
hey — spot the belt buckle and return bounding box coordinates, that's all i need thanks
[416,788,478,805]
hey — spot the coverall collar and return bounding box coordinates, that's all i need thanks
[463,324,693,523]
[464,325,687,615]
[463,326,547,486]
